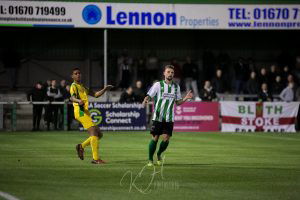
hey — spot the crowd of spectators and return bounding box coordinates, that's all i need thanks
[27,79,73,131]
[20,52,300,131]
[116,51,300,103]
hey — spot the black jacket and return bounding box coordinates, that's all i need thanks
[27,88,46,102]
[258,90,273,102]
[119,92,135,103]
[200,88,217,101]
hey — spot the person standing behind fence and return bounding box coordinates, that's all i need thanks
[258,83,273,102]
[119,86,135,103]
[212,69,227,94]
[27,82,46,131]
[246,71,259,101]
[200,80,217,101]
[46,79,62,130]
[133,80,146,103]
[58,80,67,129]
[272,76,285,96]
[183,56,201,101]
[279,82,295,102]
[234,57,249,95]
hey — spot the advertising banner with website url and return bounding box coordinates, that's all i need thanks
[174,102,219,132]
[221,101,300,132]
[0,1,300,29]
[80,102,146,131]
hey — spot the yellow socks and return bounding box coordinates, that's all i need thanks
[90,136,99,160]
[81,137,92,148]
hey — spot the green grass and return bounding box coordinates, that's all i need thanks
[0,131,299,200]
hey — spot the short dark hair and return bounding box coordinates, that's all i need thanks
[164,65,174,71]
[72,67,80,73]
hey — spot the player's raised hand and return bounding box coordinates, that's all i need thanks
[142,96,150,107]
[185,90,193,100]
[105,85,114,91]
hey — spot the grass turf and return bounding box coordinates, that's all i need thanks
[0,131,299,200]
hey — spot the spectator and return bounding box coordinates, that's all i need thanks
[258,83,273,102]
[58,80,67,129]
[27,82,46,131]
[119,86,135,103]
[133,80,145,103]
[258,67,269,87]
[279,82,295,102]
[246,71,259,100]
[212,69,227,94]
[182,56,200,101]
[200,80,217,101]
[46,79,62,130]
[281,65,291,85]
[287,74,296,86]
[59,80,68,97]
[234,57,249,94]
[287,74,298,94]
[272,76,285,95]
[269,65,279,83]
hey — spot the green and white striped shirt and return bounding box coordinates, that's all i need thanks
[147,80,182,122]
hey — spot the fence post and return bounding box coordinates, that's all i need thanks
[64,102,68,131]
[11,102,17,132]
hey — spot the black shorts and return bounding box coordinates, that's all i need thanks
[150,121,174,136]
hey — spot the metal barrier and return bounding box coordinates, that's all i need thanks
[0,101,69,131]
[0,101,153,132]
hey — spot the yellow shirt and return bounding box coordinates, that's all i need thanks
[70,82,90,118]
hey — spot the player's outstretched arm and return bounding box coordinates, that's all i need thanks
[90,85,114,98]
[142,96,150,107]
[176,90,193,106]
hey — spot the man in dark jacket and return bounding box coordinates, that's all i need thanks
[119,86,135,103]
[46,79,62,130]
[258,83,273,102]
[246,71,259,101]
[133,80,146,103]
[200,80,217,101]
[211,69,227,93]
[27,82,46,131]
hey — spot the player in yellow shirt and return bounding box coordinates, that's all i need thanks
[70,68,113,164]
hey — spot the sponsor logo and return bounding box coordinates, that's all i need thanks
[90,108,102,125]
[82,5,102,25]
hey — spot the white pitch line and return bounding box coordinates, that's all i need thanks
[0,191,21,200]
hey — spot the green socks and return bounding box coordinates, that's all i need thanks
[148,140,158,161]
[157,140,169,159]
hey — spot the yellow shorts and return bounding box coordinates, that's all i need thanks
[75,112,96,130]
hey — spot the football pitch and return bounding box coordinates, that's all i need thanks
[0,131,299,200]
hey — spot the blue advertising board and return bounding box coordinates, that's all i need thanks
[79,102,147,131]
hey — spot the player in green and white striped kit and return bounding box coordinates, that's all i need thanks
[143,65,193,166]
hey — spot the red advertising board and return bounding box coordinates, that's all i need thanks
[174,102,219,132]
